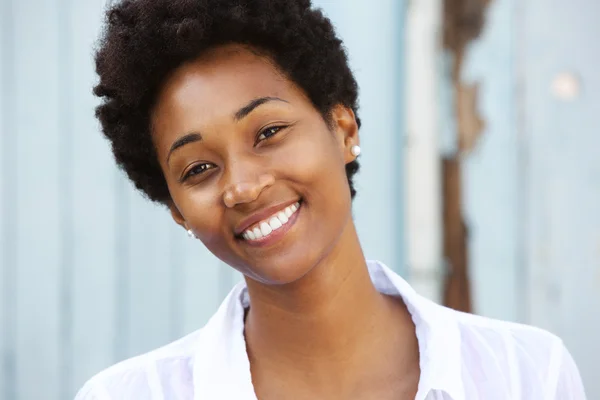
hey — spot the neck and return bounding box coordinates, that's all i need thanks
[243,221,417,385]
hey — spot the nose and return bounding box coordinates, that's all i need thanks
[222,166,275,208]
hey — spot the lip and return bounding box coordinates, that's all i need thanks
[241,203,301,248]
[234,199,301,236]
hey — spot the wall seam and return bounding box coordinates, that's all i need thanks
[58,0,74,397]
[514,0,530,324]
[1,0,17,398]
[114,177,130,361]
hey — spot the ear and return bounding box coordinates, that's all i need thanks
[169,201,187,229]
[330,104,360,164]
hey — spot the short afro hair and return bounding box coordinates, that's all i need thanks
[94,0,361,205]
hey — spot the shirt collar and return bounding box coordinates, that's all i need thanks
[371,261,465,400]
[192,260,465,400]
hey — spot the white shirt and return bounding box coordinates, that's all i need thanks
[75,260,586,399]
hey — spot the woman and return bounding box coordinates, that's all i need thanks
[76,0,586,398]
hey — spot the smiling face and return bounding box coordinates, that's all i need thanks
[151,44,360,285]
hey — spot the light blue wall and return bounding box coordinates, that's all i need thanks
[0,1,406,399]
[521,0,600,395]
[462,0,521,323]
[314,0,406,272]
[463,0,600,396]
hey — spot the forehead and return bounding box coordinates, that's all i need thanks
[153,45,300,124]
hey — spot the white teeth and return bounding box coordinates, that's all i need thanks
[260,222,272,236]
[242,202,301,241]
[277,211,289,223]
[269,217,283,230]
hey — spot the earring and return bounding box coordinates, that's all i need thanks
[187,229,197,239]
[350,145,361,157]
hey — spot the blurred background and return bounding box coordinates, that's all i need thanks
[0,0,598,399]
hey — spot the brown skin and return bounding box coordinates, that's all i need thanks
[151,44,420,399]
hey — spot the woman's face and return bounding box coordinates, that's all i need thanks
[152,44,359,285]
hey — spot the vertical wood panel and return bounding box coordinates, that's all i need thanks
[181,238,222,335]
[461,0,521,321]
[0,7,4,396]
[403,0,444,300]
[344,0,405,272]
[313,0,406,274]
[0,1,16,399]
[167,227,185,338]
[125,192,178,358]
[121,191,231,354]
[460,0,598,394]
[57,1,74,397]
[0,40,5,400]
[13,0,62,398]
[69,0,120,396]
[522,0,600,395]
[113,178,130,362]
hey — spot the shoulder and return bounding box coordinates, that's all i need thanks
[74,328,205,399]
[441,307,586,398]
[450,306,562,350]
[452,308,562,366]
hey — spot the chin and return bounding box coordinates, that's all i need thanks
[246,253,318,285]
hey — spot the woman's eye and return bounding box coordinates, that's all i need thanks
[257,126,285,142]
[182,163,214,181]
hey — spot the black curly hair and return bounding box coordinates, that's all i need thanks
[94,0,361,205]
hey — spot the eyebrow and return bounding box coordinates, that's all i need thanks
[167,132,202,163]
[233,96,288,121]
[166,96,288,163]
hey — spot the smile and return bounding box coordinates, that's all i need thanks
[241,202,300,242]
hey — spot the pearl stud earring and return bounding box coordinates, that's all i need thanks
[350,145,361,157]
[187,229,196,239]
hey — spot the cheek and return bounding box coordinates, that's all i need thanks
[193,210,239,266]
[176,190,227,244]
[276,127,349,202]
[175,189,251,269]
